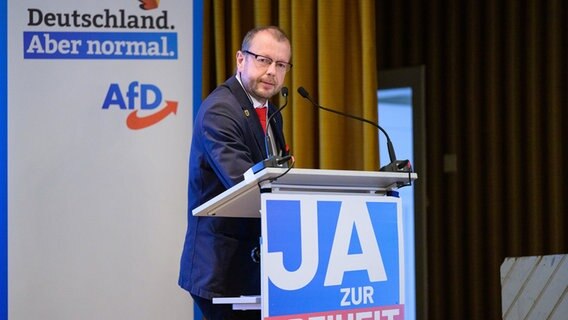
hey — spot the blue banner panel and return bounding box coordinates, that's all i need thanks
[23,31,177,59]
[264,196,404,319]
[1,0,7,317]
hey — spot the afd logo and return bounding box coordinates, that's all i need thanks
[264,197,403,316]
[139,0,160,10]
[102,81,178,130]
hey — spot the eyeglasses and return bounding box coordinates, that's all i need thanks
[242,50,293,73]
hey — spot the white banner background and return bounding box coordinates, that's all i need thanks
[8,1,194,319]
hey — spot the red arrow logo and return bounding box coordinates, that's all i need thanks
[126,100,178,130]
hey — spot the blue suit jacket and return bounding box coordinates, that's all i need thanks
[179,76,287,299]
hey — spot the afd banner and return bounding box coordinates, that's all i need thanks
[261,194,405,320]
[7,1,196,319]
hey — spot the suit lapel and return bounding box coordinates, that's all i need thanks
[224,77,267,158]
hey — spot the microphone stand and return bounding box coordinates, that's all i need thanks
[297,87,412,173]
[250,87,292,173]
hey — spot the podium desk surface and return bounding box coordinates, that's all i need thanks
[193,167,417,218]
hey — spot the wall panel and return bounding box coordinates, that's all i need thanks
[377,0,568,318]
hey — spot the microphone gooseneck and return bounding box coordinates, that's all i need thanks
[249,87,292,174]
[296,86,411,173]
[265,87,289,158]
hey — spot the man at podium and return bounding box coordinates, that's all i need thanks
[178,26,292,320]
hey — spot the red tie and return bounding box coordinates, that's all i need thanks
[255,106,267,133]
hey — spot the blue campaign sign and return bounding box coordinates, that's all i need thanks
[262,194,404,318]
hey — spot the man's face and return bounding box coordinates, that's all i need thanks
[236,31,291,102]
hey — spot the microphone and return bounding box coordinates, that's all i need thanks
[265,87,289,158]
[250,87,292,173]
[297,87,411,172]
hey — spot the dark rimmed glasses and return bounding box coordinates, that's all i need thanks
[242,50,293,73]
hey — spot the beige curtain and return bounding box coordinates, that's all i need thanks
[202,0,378,170]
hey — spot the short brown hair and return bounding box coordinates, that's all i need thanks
[241,26,290,51]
